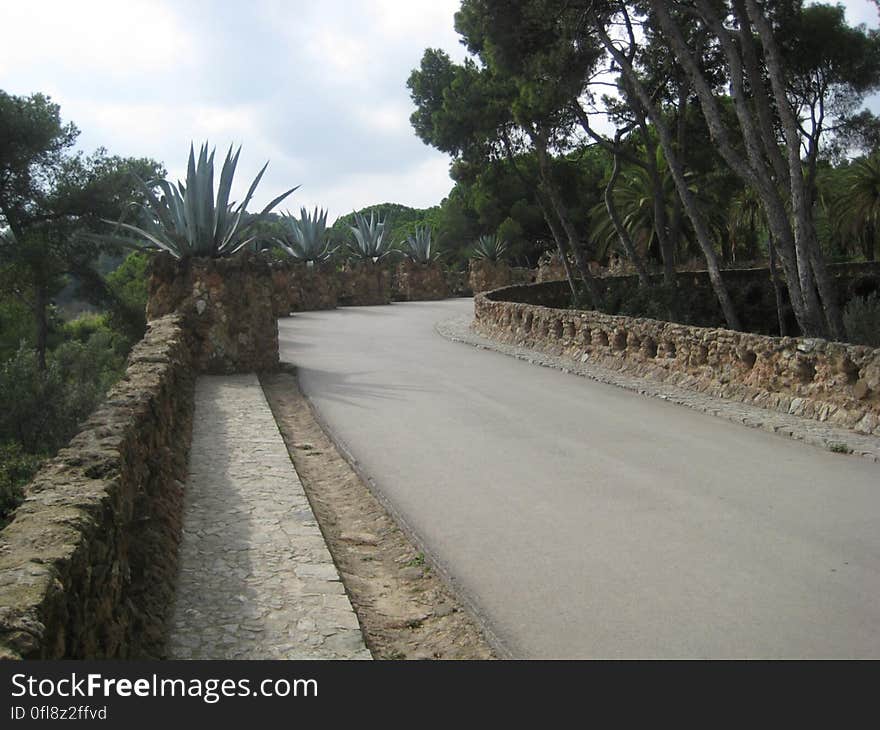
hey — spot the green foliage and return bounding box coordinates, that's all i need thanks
[0,91,164,369]
[471,234,508,262]
[61,311,109,343]
[0,442,44,524]
[402,226,440,264]
[348,211,396,262]
[843,293,880,347]
[97,142,297,259]
[0,294,33,361]
[827,441,853,454]
[105,251,149,343]
[0,91,79,218]
[783,3,880,160]
[0,330,125,455]
[0,346,67,454]
[831,154,880,261]
[276,207,336,263]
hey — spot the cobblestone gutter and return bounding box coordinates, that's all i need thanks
[474,288,880,437]
[0,315,194,659]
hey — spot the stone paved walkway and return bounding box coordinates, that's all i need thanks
[437,315,880,463]
[166,374,370,660]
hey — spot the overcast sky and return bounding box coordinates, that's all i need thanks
[1,1,878,222]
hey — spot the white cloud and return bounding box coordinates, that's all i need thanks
[355,103,413,136]
[303,26,373,83]
[1,1,468,214]
[296,155,452,222]
[0,0,197,78]
[372,0,462,41]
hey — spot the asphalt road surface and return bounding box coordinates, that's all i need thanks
[279,299,880,658]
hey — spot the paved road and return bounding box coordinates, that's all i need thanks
[279,299,880,658]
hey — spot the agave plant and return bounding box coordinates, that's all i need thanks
[471,234,508,262]
[348,211,395,262]
[402,226,440,264]
[98,142,298,259]
[275,207,336,264]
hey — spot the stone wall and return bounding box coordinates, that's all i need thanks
[270,265,296,318]
[267,260,482,310]
[338,262,393,306]
[474,287,880,436]
[395,260,448,301]
[536,255,568,283]
[148,252,278,373]
[445,270,472,297]
[468,260,513,294]
[0,315,195,659]
[502,263,880,336]
[270,262,339,316]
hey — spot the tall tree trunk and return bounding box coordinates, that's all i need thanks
[640,135,676,281]
[533,135,605,308]
[34,284,48,371]
[596,23,741,330]
[807,237,843,339]
[669,86,687,264]
[625,92,677,284]
[498,129,580,304]
[538,196,580,305]
[572,95,673,281]
[651,0,826,336]
[606,147,651,287]
[742,0,842,339]
[768,234,787,337]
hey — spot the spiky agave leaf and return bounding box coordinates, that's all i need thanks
[94,142,298,259]
[471,234,508,262]
[403,226,439,264]
[275,206,336,263]
[348,211,395,262]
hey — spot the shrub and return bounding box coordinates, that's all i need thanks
[0,346,67,452]
[402,226,440,264]
[0,297,34,361]
[106,250,150,343]
[62,312,110,343]
[843,293,880,347]
[0,442,43,525]
[275,207,336,264]
[0,334,125,454]
[471,234,508,262]
[348,211,395,262]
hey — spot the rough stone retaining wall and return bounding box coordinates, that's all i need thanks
[394,260,448,301]
[474,287,880,436]
[148,253,278,373]
[338,262,393,306]
[0,315,195,659]
[468,260,512,294]
[270,261,475,312]
[270,262,340,316]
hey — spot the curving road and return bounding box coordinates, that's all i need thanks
[279,299,880,658]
